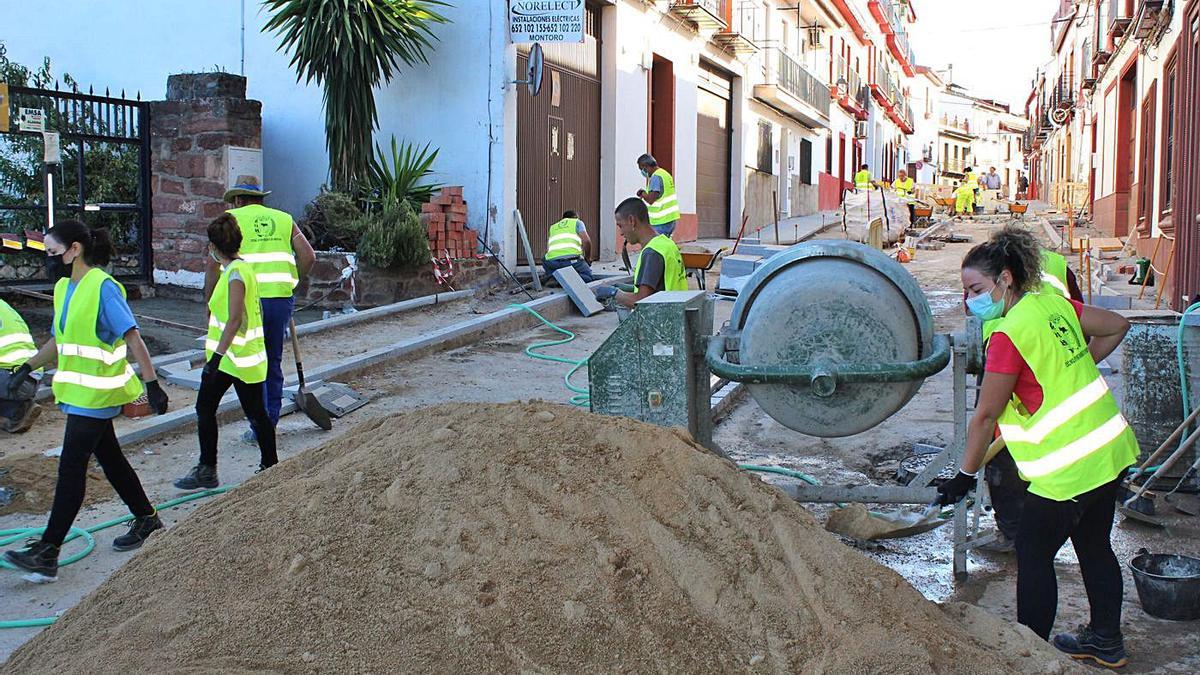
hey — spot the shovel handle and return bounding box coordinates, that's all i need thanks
[288,318,306,389]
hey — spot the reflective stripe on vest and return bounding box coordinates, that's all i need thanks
[228,204,299,298]
[0,300,37,368]
[1039,250,1070,297]
[892,177,914,198]
[51,269,143,407]
[854,170,872,189]
[544,218,584,261]
[207,259,269,384]
[633,234,688,292]
[992,293,1139,500]
[965,172,979,189]
[647,169,679,226]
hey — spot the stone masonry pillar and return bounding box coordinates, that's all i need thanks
[148,73,261,289]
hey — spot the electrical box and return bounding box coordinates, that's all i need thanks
[589,291,713,441]
[225,147,263,191]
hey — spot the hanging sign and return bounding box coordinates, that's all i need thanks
[43,132,61,164]
[0,83,9,133]
[18,107,45,132]
[509,0,585,44]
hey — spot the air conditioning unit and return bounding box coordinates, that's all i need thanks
[855,121,870,139]
[807,26,823,47]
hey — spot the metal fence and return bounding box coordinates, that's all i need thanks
[767,48,830,116]
[0,85,151,283]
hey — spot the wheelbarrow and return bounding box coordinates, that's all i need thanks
[934,197,957,217]
[1008,201,1029,221]
[911,202,934,228]
[680,247,727,291]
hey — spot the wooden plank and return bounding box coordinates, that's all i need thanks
[1071,236,1124,252]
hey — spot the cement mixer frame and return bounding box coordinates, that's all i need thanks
[589,241,999,580]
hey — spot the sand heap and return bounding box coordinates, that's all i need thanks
[4,402,1070,674]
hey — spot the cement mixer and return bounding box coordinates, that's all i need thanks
[589,240,989,578]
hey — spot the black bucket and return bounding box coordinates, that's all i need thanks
[1129,549,1200,621]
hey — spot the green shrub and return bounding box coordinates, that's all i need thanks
[362,137,442,212]
[300,189,365,250]
[356,201,429,271]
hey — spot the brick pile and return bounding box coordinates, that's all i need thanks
[421,186,478,260]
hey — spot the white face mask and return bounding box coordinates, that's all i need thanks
[210,247,222,264]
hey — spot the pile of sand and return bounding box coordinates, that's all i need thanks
[0,455,112,516]
[3,403,1070,674]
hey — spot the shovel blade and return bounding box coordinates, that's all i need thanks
[294,388,333,430]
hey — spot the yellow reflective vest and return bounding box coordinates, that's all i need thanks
[634,235,688,292]
[646,168,679,227]
[544,218,584,261]
[892,177,915,198]
[993,293,1139,500]
[983,250,1073,341]
[0,299,37,369]
[207,260,268,384]
[51,269,143,409]
[854,170,873,190]
[227,204,299,298]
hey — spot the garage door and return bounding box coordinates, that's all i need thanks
[696,63,732,239]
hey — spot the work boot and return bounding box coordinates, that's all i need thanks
[174,464,219,490]
[4,539,60,583]
[112,513,164,552]
[1052,624,1128,668]
[978,531,1015,554]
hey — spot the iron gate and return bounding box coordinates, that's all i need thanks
[0,85,151,284]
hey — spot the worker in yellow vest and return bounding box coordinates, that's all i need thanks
[0,298,41,433]
[210,176,314,441]
[3,220,169,582]
[953,181,975,217]
[176,214,277,491]
[635,154,679,237]
[594,197,687,309]
[975,247,1082,555]
[854,164,873,191]
[964,166,981,214]
[941,226,1137,667]
[892,169,916,225]
[541,209,594,284]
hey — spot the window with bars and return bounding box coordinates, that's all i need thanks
[757,121,773,174]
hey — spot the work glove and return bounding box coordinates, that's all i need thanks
[202,353,223,378]
[593,285,618,302]
[935,470,977,506]
[4,364,33,400]
[145,380,169,415]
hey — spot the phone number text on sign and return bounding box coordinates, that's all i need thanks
[509,1,585,44]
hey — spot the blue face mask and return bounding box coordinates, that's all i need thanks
[966,283,1006,320]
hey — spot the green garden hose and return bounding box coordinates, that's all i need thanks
[511,304,590,406]
[0,486,229,629]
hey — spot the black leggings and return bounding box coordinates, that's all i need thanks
[43,415,154,547]
[195,368,277,469]
[1016,477,1123,640]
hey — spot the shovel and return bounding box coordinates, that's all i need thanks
[829,437,1007,540]
[288,318,332,431]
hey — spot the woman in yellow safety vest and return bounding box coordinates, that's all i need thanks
[175,214,276,491]
[0,298,41,432]
[3,220,169,582]
[940,226,1138,668]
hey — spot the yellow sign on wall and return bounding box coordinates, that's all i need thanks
[0,83,8,133]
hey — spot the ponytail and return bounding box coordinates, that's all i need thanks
[47,220,115,267]
[961,225,1042,295]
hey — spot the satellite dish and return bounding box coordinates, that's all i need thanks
[516,43,545,97]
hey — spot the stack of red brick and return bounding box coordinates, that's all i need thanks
[420,186,478,260]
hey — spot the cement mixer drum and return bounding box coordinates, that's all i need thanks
[720,241,942,437]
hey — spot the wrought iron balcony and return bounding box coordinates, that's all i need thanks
[712,1,758,54]
[753,48,831,127]
[1109,0,1133,37]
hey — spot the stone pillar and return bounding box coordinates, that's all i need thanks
[148,73,261,289]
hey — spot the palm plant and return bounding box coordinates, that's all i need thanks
[262,0,450,191]
[364,136,442,211]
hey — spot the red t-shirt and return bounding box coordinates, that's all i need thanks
[985,299,1085,414]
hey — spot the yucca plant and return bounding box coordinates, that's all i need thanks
[364,136,443,211]
[262,0,450,191]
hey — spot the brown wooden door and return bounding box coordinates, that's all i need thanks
[515,11,601,263]
[1174,0,1200,308]
[1137,81,1157,233]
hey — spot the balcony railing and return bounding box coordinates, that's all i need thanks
[1108,0,1133,37]
[941,115,972,134]
[669,0,729,30]
[756,47,831,122]
[834,57,864,98]
[712,0,758,54]
[772,48,829,113]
